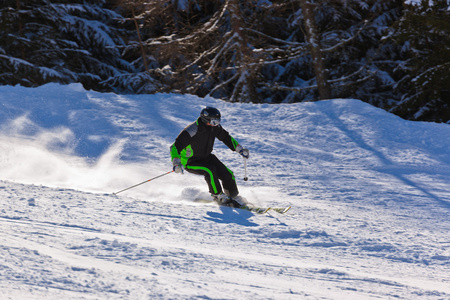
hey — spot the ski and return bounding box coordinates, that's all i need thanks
[269,206,292,214]
[193,198,290,214]
[194,198,270,214]
[234,205,292,214]
[238,205,271,214]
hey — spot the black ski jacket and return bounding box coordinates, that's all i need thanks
[170,118,239,166]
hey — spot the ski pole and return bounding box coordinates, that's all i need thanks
[112,170,174,196]
[243,157,248,181]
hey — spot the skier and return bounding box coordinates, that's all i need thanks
[170,106,249,207]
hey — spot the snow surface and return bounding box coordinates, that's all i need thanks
[0,83,449,299]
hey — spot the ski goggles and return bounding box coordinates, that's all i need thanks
[208,118,221,126]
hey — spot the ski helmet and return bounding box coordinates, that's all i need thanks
[200,107,221,126]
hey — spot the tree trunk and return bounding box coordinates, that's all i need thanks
[300,0,331,100]
[17,0,25,60]
[131,5,149,73]
[228,0,257,102]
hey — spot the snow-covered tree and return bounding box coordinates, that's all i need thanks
[131,0,268,102]
[0,0,161,93]
[390,0,450,122]
[256,0,403,104]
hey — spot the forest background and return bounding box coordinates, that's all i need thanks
[1,0,449,123]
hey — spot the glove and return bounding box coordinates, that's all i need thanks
[236,144,249,159]
[172,158,183,174]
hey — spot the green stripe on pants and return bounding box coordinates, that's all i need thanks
[186,165,219,194]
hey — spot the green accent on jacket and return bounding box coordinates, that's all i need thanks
[231,136,239,150]
[171,143,193,167]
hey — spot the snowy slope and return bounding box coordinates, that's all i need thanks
[0,83,449,299]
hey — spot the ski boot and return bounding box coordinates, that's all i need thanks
[212,193,242,208]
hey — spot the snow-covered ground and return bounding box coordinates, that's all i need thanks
[0,83,449,299]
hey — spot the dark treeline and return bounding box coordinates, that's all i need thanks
[1,0,449,123]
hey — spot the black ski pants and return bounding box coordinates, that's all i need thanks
[185,154,238,197]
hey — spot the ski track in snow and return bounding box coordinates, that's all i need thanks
[0,83,449,299]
